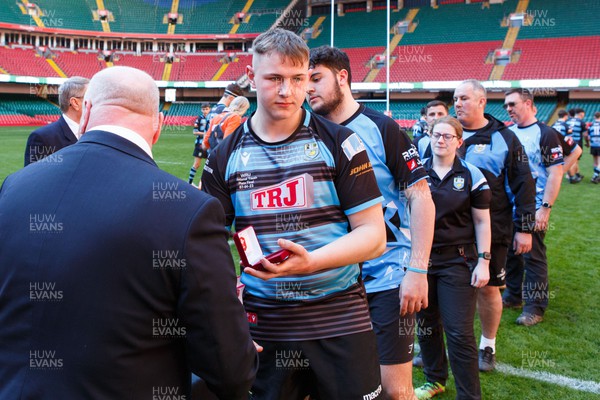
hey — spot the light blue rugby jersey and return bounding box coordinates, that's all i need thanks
[509,122,564,209]
[344,105,428,293]
[202,110,383,301]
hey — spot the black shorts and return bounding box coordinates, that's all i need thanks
[367,287,415,364]
[250,331,382,400]
[192,144,207,158]
[591,148,600,157]
[487,243,508,286]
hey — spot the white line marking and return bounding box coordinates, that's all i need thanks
[496,363,600,394]
[155,160,185,165]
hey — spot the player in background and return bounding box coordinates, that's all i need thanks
[415,100,449,160]
[589,112,600,183]
[566,108,588,183]
[412,107,428,143]
[307,45,435,400]
[551,109,571,137]
[188,102,211,184]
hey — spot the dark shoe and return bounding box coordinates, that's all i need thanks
[516,312,543,326]
[413,351,424,368]
[479,346,496,372]
[591,176,600,184]
[569,175,583,184]
[502,299,522,310]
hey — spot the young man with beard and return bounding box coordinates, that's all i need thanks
[202,30,386,400]
[453,80,536,371]
[307,45,435,400]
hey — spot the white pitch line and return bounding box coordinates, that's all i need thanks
[155,160,185,165]
[496,363,600,394]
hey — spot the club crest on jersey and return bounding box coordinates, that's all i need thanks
[473,144,486,154]
[304,142,319,159]
[250,173,314,210]
[453,176,465,191]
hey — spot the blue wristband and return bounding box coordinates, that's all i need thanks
[405,266,427,274]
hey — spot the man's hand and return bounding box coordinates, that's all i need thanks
[399,271,428,315]
[471,261,490,288]
[513,231,532,255]
[535,207,551,232]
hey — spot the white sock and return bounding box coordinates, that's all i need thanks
[480,336,496,353]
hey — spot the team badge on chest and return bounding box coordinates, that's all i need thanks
[453,176,465,191]
[304,142,319,159]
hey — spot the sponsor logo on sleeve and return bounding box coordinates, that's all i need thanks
[341,133,366,160]
[402,145,423,171]
[550,146,563,160]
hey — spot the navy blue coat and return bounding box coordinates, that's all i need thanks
[1,130,257,399]
[24,115,77,166]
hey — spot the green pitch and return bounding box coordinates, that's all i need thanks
[1,126,599,398]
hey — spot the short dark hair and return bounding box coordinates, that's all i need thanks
[557,109,568,118]
[426,100,448,113]
[595,111,600,119]
[201,102,210,108]
[575,108,585,115]
[224,83,243,98]
[505,88,534,105]
[420,107,426,116]
[309,45,353,86]
[568,108,576,117]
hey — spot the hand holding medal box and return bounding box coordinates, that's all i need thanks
[233,226,291,271]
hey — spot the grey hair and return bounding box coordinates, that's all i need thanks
[460,79,487,98]
[58,76,89,112]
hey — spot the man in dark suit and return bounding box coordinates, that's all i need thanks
[0,66,258,399]
[24,76,89,166]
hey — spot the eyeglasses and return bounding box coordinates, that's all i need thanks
[431,132,458,141]
[502,102,519,109]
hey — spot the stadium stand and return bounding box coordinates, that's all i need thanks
[112,54,164,80]
[385,41,501,82]
[53,51,106,79]
[169,54,224,81]
[0,47,60,77]
[518,0,600,39]
[176,0,248,34]
[0,94,60,126]
[503,37,600,80]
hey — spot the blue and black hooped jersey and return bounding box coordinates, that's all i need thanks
[460,114,536,245]
[417,134,432,160]
[551,120,569,137]
[202,110,383,301]
[424,156,491,248]
[589,121,600,149]
[567,117,587,143]
[508,121,564,209]
[412,119,428,142]
[194,114,209,145]
[343,105,428,293]
[201,110,384,341]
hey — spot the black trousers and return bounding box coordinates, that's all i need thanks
[417,246,481,400]
[504,230,548,316]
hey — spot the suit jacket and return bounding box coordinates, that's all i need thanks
[24,115,78,166]
[1,130,258,399]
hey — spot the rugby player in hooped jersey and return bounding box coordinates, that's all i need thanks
[307,45,435,400]
[201,28,386,399]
